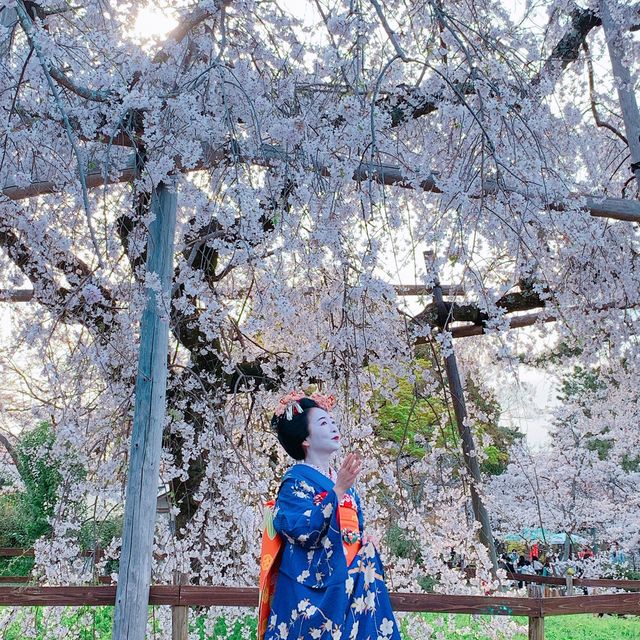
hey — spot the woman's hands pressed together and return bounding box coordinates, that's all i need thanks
[333,452,362,497]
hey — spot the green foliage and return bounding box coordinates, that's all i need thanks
[14,421,63,543]
[586,438,614,461]
[386,524,441,592]
[386,523,422,561]
[621,454,640,472]
[1,610,637,640]
[555,367,622,463]
[193,614,257,639]
[480,445,509,475]
[516,614,640,640]
[367,360,520,475]
[0,422,121,579]
[417,574,438,593]
[0,555,35,578]
[400,613,640,640]
[78,516,123,551]
[558,366,603,402]
[0,422,65,555]
[369,361,448,458]
[0,493,29,549]
[1,606,158,640]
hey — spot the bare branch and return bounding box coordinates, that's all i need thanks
[538,6,602,78]
[369,0,409,62]
[0,432,20,473]
[582,41,628,144]
[0,225,114,336]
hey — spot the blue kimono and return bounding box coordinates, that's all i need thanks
[264,464,401,640]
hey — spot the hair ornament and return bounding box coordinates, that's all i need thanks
[274,390,306,420]
[309,392,336,413]
[273,390,336,421]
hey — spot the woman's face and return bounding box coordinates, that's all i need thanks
[302,407,340,457]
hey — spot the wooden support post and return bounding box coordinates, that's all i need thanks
[172,572,189,640]
[112,181,177,640]
[172,606,188,640]
[565,574,574,596]
[600,0,640,193]
[427,253,498,578]
[528,617,544,640]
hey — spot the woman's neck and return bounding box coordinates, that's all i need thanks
[303,450,332,473]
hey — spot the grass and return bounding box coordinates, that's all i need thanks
[529,614,640,639]
[0,609,636,639]
[413,613,640,640]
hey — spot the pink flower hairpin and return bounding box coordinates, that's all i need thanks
[273,390,337,420]
[309,392,336,413]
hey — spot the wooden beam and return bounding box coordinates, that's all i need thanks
[586,196,640,223]
[394,284,465,296]
[450,311,556,338]
[1,160,137,201]
[171,572,189,640]
[0,289,33,302]
[112,181,177,640]
[2,147,640,223]
[0,585,637,619]
[508,571,640,590]
[541,593,640,616]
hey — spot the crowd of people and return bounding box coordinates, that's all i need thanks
[497,541,634,591]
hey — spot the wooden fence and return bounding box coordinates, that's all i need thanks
[1,551,639,639]
[0,585,636,640]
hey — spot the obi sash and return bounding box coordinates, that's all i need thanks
[257,496,361,640]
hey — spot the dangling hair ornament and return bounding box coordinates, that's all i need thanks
[274,390,306,420]
[273,390,337,420]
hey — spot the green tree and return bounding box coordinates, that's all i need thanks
[555,366,614,460]
[368,359,521,475]
[15,421,63,543]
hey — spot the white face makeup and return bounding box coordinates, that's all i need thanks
[302,407,341,458]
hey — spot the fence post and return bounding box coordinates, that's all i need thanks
[528,617,544,640]
[565,574,574,596]
[172,572,189,640]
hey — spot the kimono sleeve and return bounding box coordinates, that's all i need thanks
[273,477,339,549]
[354,489,365,533]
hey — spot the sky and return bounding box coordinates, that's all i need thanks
[492,364,557,448]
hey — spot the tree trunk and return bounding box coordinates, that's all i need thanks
[112,181,177,640]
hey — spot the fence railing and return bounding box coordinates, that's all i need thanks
[507,571,640,591]
[1,550,639,640]
[0,585,637,640]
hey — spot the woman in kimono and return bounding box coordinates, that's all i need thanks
[260,391,401,640]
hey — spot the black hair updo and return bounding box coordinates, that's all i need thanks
[271,397,320,460]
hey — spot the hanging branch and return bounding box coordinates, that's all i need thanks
[369,0,409,62]
[582,41,627,144]
[14,0,104,267]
